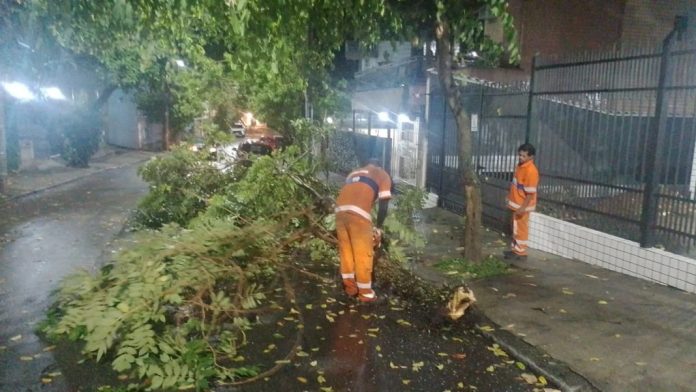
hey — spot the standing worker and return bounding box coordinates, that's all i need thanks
[335,158,392,302]
[505,143,539,260]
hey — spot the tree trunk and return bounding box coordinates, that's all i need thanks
[435,21,483,262]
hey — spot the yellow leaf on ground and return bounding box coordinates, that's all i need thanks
[562,289,574,295]
[520,373,537,384]
[367,328,379,333]
[457,382,465,388]
[598,300,608,305]
[486,366,495,372]
[10,335,22,342]
[320,387,334,392]
[516,362,526,370]
[296,351,309,357]
[411,361,424,372]
[297,377,307,383]
[584,274,600,279]
[305,304,313,310]
[478,325,495,332]
[20,356,33,361]
[635,362,647,366]
[402,379,411,385]
[396,319,411,326]
[310,360,318,367]
[559,309,567,313]
[117,375,129,381]
[436,364,445,370]
[437,352,448,357]
[275,359,291,364]
[47,372,62,377]
[390,362,400,369]
[42,346,56,352]
[538,375,548,385]
[590,357,600,362]
[41,378,52,384]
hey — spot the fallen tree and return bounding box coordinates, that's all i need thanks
[41,146,474,390]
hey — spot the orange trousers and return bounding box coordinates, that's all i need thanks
[511,211,529,256]
[335,212,375,297]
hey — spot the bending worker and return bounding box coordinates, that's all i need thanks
[335,158,392,303]
[505,143,539,260]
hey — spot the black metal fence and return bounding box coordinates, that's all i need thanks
[326,112,393,175]
[427,37,696,257]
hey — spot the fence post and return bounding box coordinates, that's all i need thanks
[352,110,356,133]
[438,92,447,206]
[640,29,678,248]
[476,85,484,173]
[525,56,537,144]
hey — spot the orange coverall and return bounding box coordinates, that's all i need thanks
[506,159,539,256]
[335,165,392,299]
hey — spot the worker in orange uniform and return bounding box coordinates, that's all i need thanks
[504,143,539,260]
[335,158,392,302]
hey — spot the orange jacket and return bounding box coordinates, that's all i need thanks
[335,165,392,221]
[507,160,539,212]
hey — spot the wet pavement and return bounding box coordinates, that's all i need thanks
[219,267,548,392]
[0,164,554,391]
[0,164,149,391]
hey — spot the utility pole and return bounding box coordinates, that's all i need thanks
[0,91,7,194]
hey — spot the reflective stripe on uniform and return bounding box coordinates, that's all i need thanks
[335,205,372,221]
[378,190,392,199]
[341,273,355,279]
[507,200,536,211]
[347,170,369,178]
[356,281,372,289]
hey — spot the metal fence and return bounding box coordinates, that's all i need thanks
[427,36,696,257]
[326,112,393,175]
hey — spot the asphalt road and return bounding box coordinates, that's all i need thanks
[0,164,148,391]
[0,162,549,391]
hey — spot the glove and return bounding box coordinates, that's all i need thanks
[372,227,383,248]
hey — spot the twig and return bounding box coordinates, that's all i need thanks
[226,276,304,386]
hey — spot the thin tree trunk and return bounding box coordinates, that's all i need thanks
[435,21,483,262]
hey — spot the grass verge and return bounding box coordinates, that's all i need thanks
[434,256,509,279]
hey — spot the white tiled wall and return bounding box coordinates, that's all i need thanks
[529,212,696,294]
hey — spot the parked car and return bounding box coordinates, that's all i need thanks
[230,122,246,137]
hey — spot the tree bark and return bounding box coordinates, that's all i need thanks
[435,21,483,262]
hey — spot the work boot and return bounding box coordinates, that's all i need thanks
[357,290,382,304]
[503,250,527,261]
[343,279,358,297]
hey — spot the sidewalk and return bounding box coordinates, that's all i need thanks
[412,207,696,392]
[1,146,156,200]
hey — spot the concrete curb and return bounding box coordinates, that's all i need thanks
[1,157,151,204]
[468,308,601,392]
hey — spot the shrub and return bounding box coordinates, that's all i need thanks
[134,144,235,228]
[61,110,102,168]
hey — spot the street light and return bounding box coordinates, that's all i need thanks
[2,82,36,101]
[378,111,390,122]
[41,87,67,100]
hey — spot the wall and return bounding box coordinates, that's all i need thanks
[105,89,142,149]
[360,42,413,71]
[621,0,696,44]
[530,212,696,293]
[509,0,626,72]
